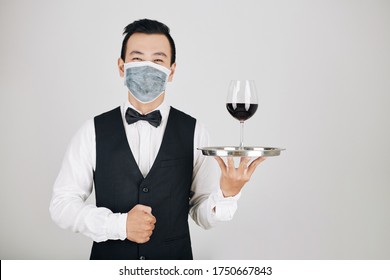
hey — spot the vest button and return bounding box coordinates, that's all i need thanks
[142,187,149,193]
[139,256,146,260]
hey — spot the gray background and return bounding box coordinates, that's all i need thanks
[1,0,389,259]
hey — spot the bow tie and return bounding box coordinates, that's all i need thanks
[125,107,162,128]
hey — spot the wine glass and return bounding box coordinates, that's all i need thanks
[226,80,258,149]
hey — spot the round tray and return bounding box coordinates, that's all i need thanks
[198,146,285,157]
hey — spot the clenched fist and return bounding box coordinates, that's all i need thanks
[126,204,156,244]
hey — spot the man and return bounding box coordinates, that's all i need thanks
[50,19,265,260]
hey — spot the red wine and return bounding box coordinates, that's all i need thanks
[226,103,258,121]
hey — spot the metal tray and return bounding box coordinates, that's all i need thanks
[198,146,285,157]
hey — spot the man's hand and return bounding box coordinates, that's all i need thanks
[215,156,266,197]
[126,204,156,243]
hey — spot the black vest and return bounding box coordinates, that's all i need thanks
[91,106,196,260]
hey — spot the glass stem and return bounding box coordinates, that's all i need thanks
[239,121,244,149]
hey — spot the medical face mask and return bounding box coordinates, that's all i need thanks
[124,61,171,103]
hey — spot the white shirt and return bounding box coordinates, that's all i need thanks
[50,100,240,242]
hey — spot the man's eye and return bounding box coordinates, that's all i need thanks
[154,59,163,63]
[132,57,142,61]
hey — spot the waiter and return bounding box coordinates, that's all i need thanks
[50,18,265,260]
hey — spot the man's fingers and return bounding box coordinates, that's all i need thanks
[130,204,156,224]
[127,204,156,243]
[214,156,227,173]
[135,204,152,214]
[226,157,235,170]
[215,156,263,174]
[145,214,156,225]
[238,157,251,172]
[247,157,266,176]
[143,222,155,231]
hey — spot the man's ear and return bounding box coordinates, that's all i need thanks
[168,62,176,82]
[118,58,125,78]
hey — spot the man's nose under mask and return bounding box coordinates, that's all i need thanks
[124,61,171,104]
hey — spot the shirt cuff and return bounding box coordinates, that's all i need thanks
[209,188,241,222]
[105,213,127,240]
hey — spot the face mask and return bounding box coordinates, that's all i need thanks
[124,61,171,103]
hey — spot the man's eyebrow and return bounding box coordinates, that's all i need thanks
[129,50,144,55]
[153,52,167,57]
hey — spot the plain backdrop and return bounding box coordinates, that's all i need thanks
[0,0,389,259]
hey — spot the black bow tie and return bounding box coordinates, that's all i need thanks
[125,107,162,128]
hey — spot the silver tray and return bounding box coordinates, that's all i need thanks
[198,146,285,157]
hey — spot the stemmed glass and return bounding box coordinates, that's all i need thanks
[226,80,258,149]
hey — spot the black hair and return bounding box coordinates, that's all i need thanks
[120,19,176,65]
